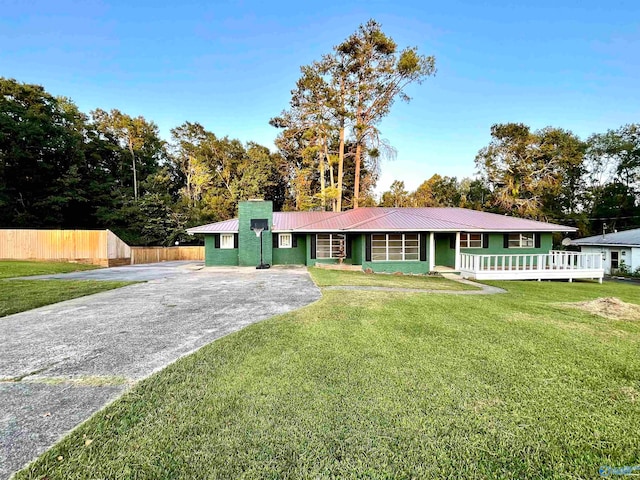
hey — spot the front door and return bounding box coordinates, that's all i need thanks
[610,250,620,274]
[434,233,456,268]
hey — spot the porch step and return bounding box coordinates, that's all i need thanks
[314,263,362,272]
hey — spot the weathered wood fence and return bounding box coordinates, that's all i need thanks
[0,229,204,266]
[130,246,204,264]
[0,229,131,266]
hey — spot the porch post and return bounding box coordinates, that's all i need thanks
[454,232,461,271]
[429,232,435,272]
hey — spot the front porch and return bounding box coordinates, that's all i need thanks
[459,251,604,282]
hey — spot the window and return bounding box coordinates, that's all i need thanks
[508,233,535,248]
[316,234,345,259]
[371,234,419,261]
[279,233,292,248]
[220,233,235,249]
[460,233,483,248]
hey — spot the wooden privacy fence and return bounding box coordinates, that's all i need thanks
[0,229,131,267]
[130,246,204,264]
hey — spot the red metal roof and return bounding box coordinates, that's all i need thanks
[186,218,239,234]
[187,207,576,234]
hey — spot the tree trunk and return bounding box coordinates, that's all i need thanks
[326,142,336,212]
[353,141,362,209]
[128,138,138,200]
[337,124,345,212]
[319,140,326,210]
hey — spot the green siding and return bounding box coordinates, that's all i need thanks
[460,232,553,267]
[238,201,273,267]
[361,260,430,274]
[273,235,306,265]
[461,233,553,255]
[204,235,238,266]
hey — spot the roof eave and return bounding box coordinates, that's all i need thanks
[572,242,639,247]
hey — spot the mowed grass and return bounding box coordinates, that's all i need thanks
[0,261,132,317]
[15,281,640,479]
[0,260,100,279]
[309,266,476,290]
[0,280,135,317]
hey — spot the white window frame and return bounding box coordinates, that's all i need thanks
[508,233,535,248]
[220,233,235,249]
[371,233,420,262]
[316,234,345,259]
[279,233,292,249]
[460,233,483,249]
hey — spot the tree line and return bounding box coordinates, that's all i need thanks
[0,78,287,245]
[1,19,637,243]
[379,123,640,235]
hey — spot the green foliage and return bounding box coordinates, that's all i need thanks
[476,123,587,220]
[273,19,435,210]
[0,78,288,244]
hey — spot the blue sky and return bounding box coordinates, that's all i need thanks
[2,0,638,195]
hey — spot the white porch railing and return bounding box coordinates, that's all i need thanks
[459,251,604,282]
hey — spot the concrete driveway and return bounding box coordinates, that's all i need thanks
[0,264,321,479]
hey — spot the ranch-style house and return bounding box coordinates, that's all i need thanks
[187,200,605,282]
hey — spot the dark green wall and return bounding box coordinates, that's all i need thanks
[459,232,553,255]
[273,235,306,265]
[238,201,273,267]
[204,235,239,266]
[351,234,364,266]
[435,234,456,267]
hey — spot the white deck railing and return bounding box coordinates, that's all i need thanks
[459,251,604,282]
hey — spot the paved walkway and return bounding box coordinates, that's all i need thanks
[323,275,507,295]
[0,265,321,479]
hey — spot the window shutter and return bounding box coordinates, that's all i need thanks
[365,235,372,262]
[483,234,489,249]
[449,234,456,249]
[503,234,509,249]
[234,233,238,249]
[420,233,427,261]
[345,235,352,258]
[310,235,316,260]
[292,235,298,248]
[534,233,541,248]
[272,234,279,248]
[214,234,220,249]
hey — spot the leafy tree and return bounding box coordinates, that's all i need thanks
[458,178,492,210]
[0,78,86,227]
[380,180,409,207]
[336,19,436,208]
[412,174,461,207]
[91,109,166,200]
[476,123,585,220]
[273,19,435,211]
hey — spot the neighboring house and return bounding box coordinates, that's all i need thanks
[187,200,604,282]
[570,228,640,275]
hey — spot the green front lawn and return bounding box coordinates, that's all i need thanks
[308,266,476,290]
[16,281,640,479]
[0,260,100,279]
[1,280,135,317]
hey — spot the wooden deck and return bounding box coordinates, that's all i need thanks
[459,251,604,282]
